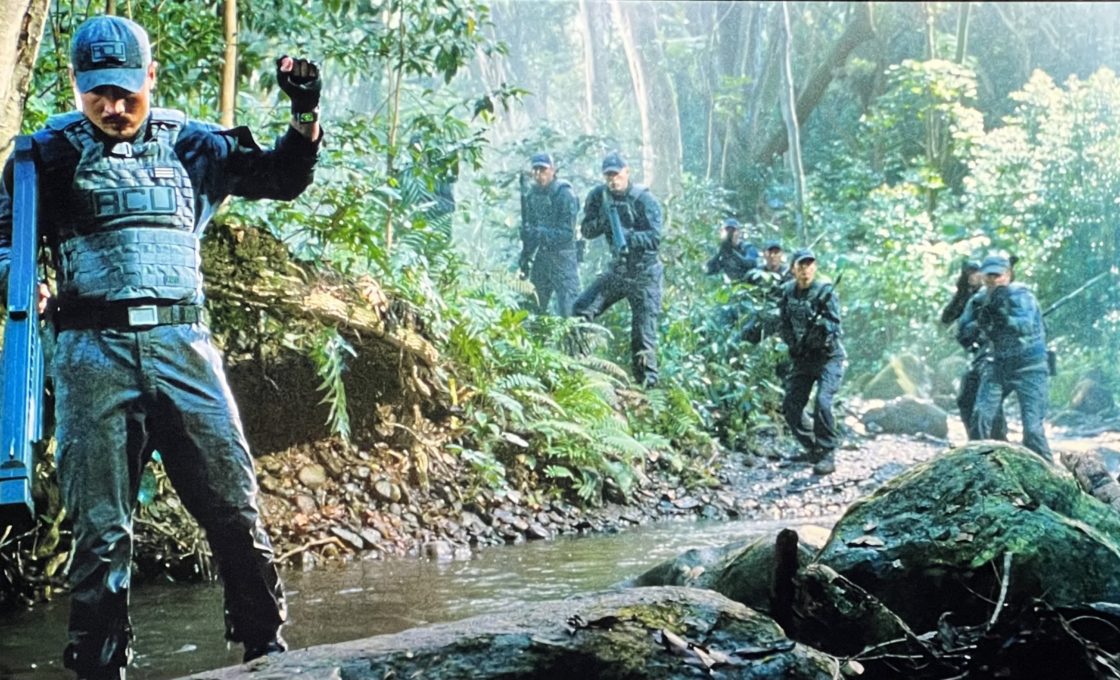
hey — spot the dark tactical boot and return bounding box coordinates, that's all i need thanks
[243,635,288,663]
[812,449,836,476]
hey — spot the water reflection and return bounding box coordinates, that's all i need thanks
[0,517,828,679]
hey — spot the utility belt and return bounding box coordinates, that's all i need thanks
[55,301,207,331]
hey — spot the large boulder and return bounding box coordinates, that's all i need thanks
[185,587,839,679]
[626,527,829,612]
[861,396,949,439]
[861,353,931,401]
[816,442,1120,631]
[1069,370,1115,415]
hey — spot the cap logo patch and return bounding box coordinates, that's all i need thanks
[90,41,127,65]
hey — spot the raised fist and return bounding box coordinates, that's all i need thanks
[276,56,321,113]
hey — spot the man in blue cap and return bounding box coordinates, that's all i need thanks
[573,151,663,387]
[704,217,759,281]
[956,253,1051,460]
[943,258,1007,441]
[0,14,322,679]
[777,248,846,474]
[517,152,580,315]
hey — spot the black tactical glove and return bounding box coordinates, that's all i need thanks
[276,56,322,114]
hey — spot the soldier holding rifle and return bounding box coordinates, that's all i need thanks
[573,152,663,387]
[777,249,846,475]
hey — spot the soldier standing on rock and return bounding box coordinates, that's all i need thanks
[777,249,846,475]
[942,259,1007,441]
[517,152,580,316]
[957,254,1052,461]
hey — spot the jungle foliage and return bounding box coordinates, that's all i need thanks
[7,1,1120,530]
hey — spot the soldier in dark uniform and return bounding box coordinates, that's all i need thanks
[943,259,1007,440]
[0,16,321,679]
[573,152,663,387]
[778,249,845,475]
[518,152,580,316]
[739,240,791,344]
[759,240,792,281]
[957,254,1052,460]
[705,218,758,281]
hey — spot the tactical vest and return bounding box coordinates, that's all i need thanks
[780,280,838,354]
[49,108,200,303]
[601,183,657,260]
[524,179,577,248]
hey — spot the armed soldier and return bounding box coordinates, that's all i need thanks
[739,239,793,344]
[0,16,321,679]
[957,254,1052,460]
[777,249,846,475]
[704,218,758,281]
[942,259,1007,441]
[573,152,663,387]
[517,152,580,316]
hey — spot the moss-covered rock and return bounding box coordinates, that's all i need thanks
[861,396,949,438]
[184,587,839,679]
[862,353,931,400]
[816,442,1120,631]
[625,528,827,613]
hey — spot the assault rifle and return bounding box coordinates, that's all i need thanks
[517,170,537,276]
[601,187,628,258]
[792,270,844,357]
[1042,270,1109,318]
[0,136,46,530]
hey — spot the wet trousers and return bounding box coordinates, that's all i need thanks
[573,260,663,386]
[53,324,285,677]
[972,359,1051,461]
[782,355,845,454]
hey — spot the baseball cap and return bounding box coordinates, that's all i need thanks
[980,254,1010,275]
[71,15,151,94]
[792,248,815,264]
[721,218,741,230]
[530,152,554,168]
[601,151,627,174]
[764,239,783,251]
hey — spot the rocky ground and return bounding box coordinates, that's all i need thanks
[247,395,1120,578]
[247,401,956,572]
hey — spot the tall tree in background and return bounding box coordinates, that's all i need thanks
[0,0,49,155]
[779,2,807,245]
[610,0,682,196]
[220,0,238,128]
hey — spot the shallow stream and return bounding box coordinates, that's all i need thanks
[0,517,827,679]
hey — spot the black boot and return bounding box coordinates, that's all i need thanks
[812,449,836,476]
[243,635,288,663]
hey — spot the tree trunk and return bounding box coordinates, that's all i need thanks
[779,3,807,246]
[612,1,682,196]
[575,0,596,134]
[220,0,238,128]
[955,2,971,64]
[753,1,875,166]
[0,0,50,157]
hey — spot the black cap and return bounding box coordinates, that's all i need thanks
[792,248,815,264]
[601,151,627,173]
[530,152,554,168]
[962,259,981,274]
[764,239,783,252]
